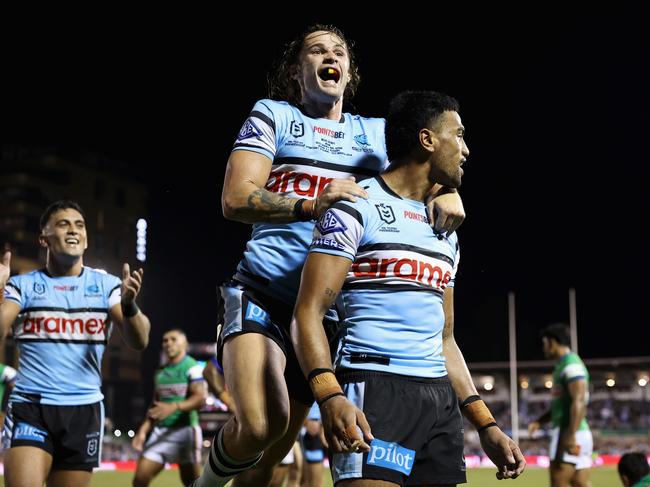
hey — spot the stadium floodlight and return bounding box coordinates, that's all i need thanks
[128,430,135,438]
[136,218,147,262]
[520,379,529,390]
[483,382,493,391]
[544,380,553,389]
[606,378,616,387]
[203,440,212,448]
[638,377,648,387]
[114,429,122,437]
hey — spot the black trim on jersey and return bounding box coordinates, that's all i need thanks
[109,284,120,295]
[250,110,275,130]
[375,175,403,199]
[342,282,444,295]
[233,142,274,154]
[350,352,390,365]
[5,282,21,296]
[15,338,109,344]
[21,307,109,313]
[356,243,455,266]
[309,245,354,257]
[331,202,364,227]
[273,157,381,177]
[41,267,85,278]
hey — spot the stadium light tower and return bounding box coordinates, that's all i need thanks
[136,218,147,263]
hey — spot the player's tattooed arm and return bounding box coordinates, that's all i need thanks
[240,188,300,222]
[324,287,338,306]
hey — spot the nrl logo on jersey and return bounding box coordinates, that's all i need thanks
[237,119,263,141]
[375,203,396,225]
[316,211,348,235]
[290,121,304,138]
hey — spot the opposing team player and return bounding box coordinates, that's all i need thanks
[292,91,526,485]
[192,25,465,487]
[0,200,151,487]
[132,329,207,486]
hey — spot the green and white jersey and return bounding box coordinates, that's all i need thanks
[0,363,17,408]
[632,474,650,487]
[551,352,590,431]
[154,355,204,428]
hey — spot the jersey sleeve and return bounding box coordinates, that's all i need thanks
[447,236,460,289]
[4,276,23,307]
[187,363,206,383]
[309,201,365,261]
[562,362,587,382]
[106,274,122,308]
[232,99,280,161]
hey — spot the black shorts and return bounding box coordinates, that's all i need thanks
[3,401,104,471]
[216,280,338,406]
[331,370,466,486]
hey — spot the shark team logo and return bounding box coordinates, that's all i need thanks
[33,283,45,295]
[316,211,348,235]
[237,119,263,141]
[375,203,396,224]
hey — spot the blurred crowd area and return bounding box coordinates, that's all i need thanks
[98,397,650,461]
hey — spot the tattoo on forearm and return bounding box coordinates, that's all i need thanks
[237,188,297,222]
[325,288,338,300]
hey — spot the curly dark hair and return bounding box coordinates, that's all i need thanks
[540,323,571,346]
[267,24,360,107]
[385,90,460,162]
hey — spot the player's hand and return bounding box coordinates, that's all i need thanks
[0,250,11,288]
[132,432,146,452]
[559,432,580,455]
[528,421,541,436]
[314,177,368,219]
[426,189,465,236]
[121,263,144,304]
[479,426,526,480]
[147,401,178,421]
[320,395,373,453]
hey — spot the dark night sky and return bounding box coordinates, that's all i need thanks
[3,8,649,368]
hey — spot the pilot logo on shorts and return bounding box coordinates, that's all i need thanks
[366,439,415,475]
[375,204,396,225]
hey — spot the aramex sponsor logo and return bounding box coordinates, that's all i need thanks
[265,171,333,197]
[367,438,415,475]
[20,316,107,336]
[351,257,452,289]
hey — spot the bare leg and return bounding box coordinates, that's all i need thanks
[5,446,52,487]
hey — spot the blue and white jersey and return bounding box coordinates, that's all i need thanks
[309,177,460,378]
[232,99,387,304]
[3,267,121,405]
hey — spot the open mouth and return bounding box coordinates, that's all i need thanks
[318,67,340,83]
[65,238,80,244]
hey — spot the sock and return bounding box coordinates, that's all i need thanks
[191,428,263,487]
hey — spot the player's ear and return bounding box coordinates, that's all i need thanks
[38,233,48,249]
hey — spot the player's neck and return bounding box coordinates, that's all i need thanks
[168,352,186,365]
[381,162,433,202]
[299,97,343,121]
[554,346,572,360]
[46,255,83,277]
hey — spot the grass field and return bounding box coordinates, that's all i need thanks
[0,466,621,486]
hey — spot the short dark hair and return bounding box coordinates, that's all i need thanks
[267,24,360,107]
[163,328,186,337]
[540,323,571,346]
[618,452,650,484]
[385,90,460,162]
[39,200,86,231]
